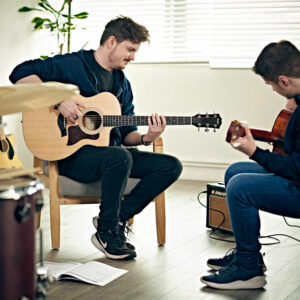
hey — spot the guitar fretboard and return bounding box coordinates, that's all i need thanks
[103,116,192,127]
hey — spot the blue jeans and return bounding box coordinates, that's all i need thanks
[225,161,300,268]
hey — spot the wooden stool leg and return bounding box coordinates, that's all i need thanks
[154,192,166,245]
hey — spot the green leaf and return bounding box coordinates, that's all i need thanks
[33,22,44,30]
[40,0,58,13]
[61,13,74,18]
[18,6,42,12]
[59,0,67,13]
[73,12,89,19]
[38,2,48,11]
[40,55,49,60]
[32,17,51,23]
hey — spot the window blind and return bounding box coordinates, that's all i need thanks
[72,0,300,67]
[72,0,211,62]
[210,0,300,68]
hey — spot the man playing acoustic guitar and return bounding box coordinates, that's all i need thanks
[10,16,182,260]
[201,40,300,289]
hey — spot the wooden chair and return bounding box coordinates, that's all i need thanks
[35,137,166,249]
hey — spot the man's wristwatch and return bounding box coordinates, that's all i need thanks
[141,134,152,146]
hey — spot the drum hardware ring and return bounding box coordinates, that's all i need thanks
[14,196,31,223]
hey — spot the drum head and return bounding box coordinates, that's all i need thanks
[0,175,44,200]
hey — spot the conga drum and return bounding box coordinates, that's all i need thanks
[0,173,43,300]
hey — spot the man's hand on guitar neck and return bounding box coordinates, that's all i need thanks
[59,99,86,124]
[231,125,257,157]
[143,113,167,143]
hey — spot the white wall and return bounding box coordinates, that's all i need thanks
[126,63,284,180]
[1,1,286,180]
[0,0,56,169]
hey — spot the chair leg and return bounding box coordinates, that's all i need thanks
[154,191,166,245]
[49,162,60,249]
[50,193,60,249]
[128,218,134,225]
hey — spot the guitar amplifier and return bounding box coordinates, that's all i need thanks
[206,182,233,234]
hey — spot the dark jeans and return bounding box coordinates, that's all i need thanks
[225,161,300,268]
[58,145,182,229]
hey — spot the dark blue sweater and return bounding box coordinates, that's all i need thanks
[251,103,300,187]
[9,50,138,146]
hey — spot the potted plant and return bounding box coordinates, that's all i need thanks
[19,0,88,57]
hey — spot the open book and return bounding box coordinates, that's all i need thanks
[40,261,127,286]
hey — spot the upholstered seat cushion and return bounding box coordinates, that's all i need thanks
[59,175,140,197]
[43,160,140,197]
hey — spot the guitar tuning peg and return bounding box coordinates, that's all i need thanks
[198,127,200,132]
[213,128,216,133]
[205,128,209,132]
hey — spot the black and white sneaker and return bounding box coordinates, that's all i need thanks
[91,227,136,260]
[201,260,267,289]
[207,248,266,272]
[92,216,135,250]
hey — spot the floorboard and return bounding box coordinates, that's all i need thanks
[34,179,300,300]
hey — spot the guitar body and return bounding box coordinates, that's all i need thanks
[226,109,292,154]
[270,109,291,153]
[0,134,24,169]
[22,92,120,161]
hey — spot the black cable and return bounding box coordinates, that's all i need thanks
[197,190,300,245]
[283,216,300,229]
[197,191,235,243]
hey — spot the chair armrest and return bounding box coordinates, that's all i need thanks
[153,137,164,154]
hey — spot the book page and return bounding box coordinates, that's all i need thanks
[39,261,81,279]
[60,261,127,286]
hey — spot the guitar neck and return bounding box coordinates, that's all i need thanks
[103,116,192,127]
[250,129,283,143]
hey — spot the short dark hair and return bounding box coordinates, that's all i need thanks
[100,16,150,45]
[253,40,300,82]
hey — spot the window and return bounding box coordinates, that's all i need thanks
[210,0,300,68]
[72,0,300,67]
[72,0,210,62]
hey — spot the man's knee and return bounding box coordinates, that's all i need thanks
[226,174,249,205]
[163,155,183,181]
[109,147,133,171]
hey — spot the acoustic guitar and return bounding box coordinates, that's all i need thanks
[226,109,292,154]
[0,127,24,169]
[22,92,222,161]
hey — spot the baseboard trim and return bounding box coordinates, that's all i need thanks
[180,160,230,181]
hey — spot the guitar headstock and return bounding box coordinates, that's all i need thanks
[192,113,222,131]
[226,120,246,144]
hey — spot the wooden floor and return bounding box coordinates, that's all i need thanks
[36,180,300,300]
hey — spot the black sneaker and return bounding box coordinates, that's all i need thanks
[92,216,135,250]
[200,260,267,289]
[207,248,266,272]
[91,227,136,260]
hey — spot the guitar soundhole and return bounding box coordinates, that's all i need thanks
[0,140,8,152]
[82,111,102,131]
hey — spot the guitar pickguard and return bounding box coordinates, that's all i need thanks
[67,126,99,146]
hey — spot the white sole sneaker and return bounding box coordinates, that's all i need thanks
[93,216,136,250]
[91,233,136,260]
[92,216,98,229]
[200,275,267,289]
